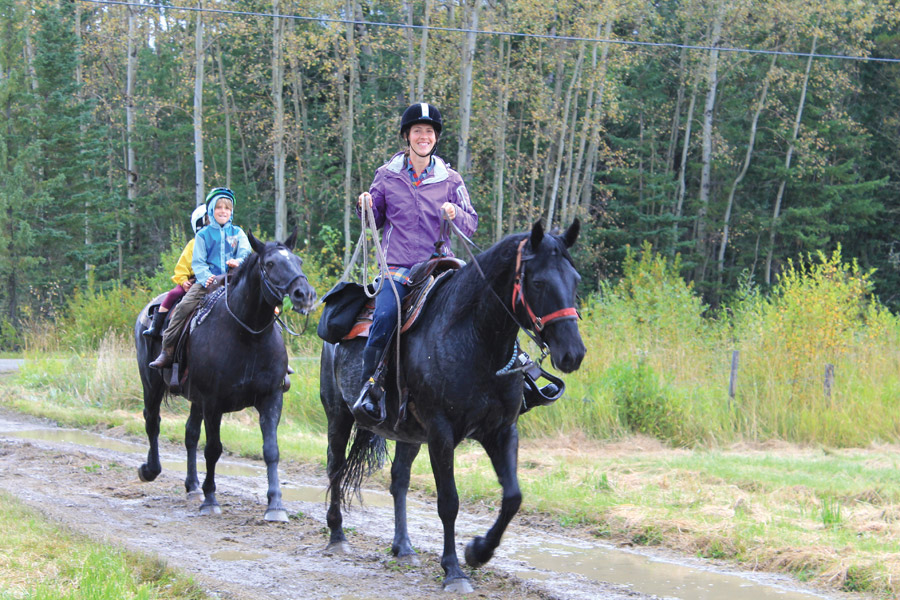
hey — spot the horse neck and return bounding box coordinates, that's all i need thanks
[226,266,273,331]
[455,243,522,350]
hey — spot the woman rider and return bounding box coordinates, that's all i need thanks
[352,102,478,426]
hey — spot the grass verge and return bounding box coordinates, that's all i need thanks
[0,490,206,600]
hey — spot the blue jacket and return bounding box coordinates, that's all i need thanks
[192,200,251,287]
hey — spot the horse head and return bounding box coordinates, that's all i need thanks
[248,228,317,314]
[514,218,586,373]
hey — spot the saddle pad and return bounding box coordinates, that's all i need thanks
[190,287,225,333]
[342,269,456,341]
[138,292,170,328]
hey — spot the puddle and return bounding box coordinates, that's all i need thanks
[514,541,829,600]
[281,484,393,508]
[161,460,264,478]
[211,550,268,561]
[6,428,143,454]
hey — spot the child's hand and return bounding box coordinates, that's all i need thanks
[226,259,239,269]
[181,280,193,292]
[206,275,216,287]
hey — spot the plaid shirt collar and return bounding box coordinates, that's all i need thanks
[406,155,435,187]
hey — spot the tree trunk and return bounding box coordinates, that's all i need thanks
[215,42,232,189]
[578,20,613,210]
[718,53,776,278]
[125,4,137,252]
[416,0,430,99]
[340,0,359,266]
[193,1,205,206]
[493,37,510,242]
[765,31,818,285]
[694,11,723,279]
[287,20,309,245]
[672,87,698,252]
[547,42,585,229]
[403,0,415,103]
[272,0,287,241]
[457,0,480,174]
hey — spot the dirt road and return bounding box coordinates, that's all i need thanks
[0,408,850,600]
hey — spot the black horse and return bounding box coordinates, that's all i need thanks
[134,230,316,522]
[319,219,585,592]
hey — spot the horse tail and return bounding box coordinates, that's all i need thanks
[335,426,386,507]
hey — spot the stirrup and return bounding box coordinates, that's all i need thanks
[351,378,386,427]
[518,352,565,414]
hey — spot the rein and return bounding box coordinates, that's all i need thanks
[444,217,579,354]
[223,255,309,336]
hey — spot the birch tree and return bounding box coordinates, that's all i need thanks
[193,0,205,206]
[272,0,286,240]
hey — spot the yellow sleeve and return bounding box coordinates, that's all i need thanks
[171,239,196,285]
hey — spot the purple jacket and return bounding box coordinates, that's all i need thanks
[359,152,478,269]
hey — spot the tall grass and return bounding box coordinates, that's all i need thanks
[519,243,900,447]
[11,241,900,448]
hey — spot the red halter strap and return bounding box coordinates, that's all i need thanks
[511,238,580,333]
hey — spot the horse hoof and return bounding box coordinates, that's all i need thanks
[186,490,203,500]
[137,465,158,482]
[324,541,351,555]
[395,554,420,567]
[264,509,289,523]
[464,537,489,568]
[442,577,474,594]
[199,504,222,516]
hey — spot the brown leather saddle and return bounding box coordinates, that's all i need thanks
[342,257,463,341]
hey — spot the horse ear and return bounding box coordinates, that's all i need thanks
[530,219,545,250]
[284,227,298,251]
[248,229,265,254]
[563,218,580,248]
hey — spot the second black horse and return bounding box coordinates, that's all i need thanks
[135,230,316,522]
[319,219,586,592]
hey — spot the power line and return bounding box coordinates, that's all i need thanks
[79,0,900,64]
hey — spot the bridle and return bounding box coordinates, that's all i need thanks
[447,218,580,351]
[511,238,580,334]
[224,249,309,336]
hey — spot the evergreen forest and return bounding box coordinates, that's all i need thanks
[3,0,900,341]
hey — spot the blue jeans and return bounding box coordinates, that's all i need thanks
[366,279,411,352]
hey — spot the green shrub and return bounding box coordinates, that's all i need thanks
[606,360,691,444]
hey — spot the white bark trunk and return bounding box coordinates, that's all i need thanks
[457,0,480,174]
[718,54,776,276]
[215,43,232,189]
[765,31,818,285]
[416,0,430,99]
[695,12,723,273]
[272,0,287,241]
[193,2,205,206]
[126,5,137,250]
[547,43,585,228]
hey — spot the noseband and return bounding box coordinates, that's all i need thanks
[259,252,307,307]
[511,238,579,334]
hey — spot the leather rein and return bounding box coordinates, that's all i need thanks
[446,218,579,352]
[224,253,308,336]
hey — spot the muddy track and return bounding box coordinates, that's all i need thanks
[0,408,850,600]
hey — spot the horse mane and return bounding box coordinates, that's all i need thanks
[228,249,260,290]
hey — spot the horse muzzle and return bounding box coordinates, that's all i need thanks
[545,320,586,373]
[289,280,317,315]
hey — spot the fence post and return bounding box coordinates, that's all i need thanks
[824,363,834,399]
[728,350,739,405]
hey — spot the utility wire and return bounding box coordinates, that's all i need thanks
[79,0,900,64]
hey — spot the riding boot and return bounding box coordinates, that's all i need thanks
[149,345,174,369]
[142,309,167,338]
[351,346,385,426]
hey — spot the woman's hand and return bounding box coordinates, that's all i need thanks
[441,202,457,220]
[358,192,373,209]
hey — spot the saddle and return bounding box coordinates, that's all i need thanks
[343,257,464,341]
[161,275,228,394]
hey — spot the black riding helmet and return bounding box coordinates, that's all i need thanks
[399,102,443,141]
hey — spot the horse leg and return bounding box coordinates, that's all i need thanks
[184,402,202,497]
[390,441,421,565]
[427,421,473,593]
[137,375,165,482]
[465,423,522,569]
[259,398,288,522]
[324,411,354,554]
[199,410,223,515]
